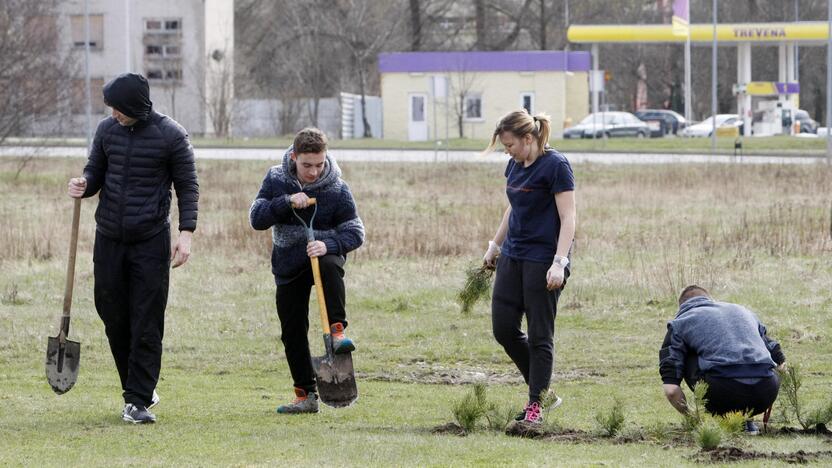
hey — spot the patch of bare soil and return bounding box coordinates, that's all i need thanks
[777,424,832,437]
[431,422,466,436]
[359,365,605,385]
[504,421,598,442]
[694,447,832,464]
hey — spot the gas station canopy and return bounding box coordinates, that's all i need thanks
[568,22,831,45]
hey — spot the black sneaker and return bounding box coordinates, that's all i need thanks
[122,403,156,424]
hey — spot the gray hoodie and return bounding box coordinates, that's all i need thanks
[659,296,785,385]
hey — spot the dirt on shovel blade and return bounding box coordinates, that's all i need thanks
[313,353,357,408]
[45,337,80,394]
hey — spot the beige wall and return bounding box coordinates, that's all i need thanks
[381,70,588,141]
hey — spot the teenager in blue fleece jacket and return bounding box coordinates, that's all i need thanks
[250,128,364,414]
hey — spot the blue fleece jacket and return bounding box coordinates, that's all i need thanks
[659,296,785,385]
[249,148,364,284]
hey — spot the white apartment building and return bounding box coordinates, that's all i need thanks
[54,0,234,136]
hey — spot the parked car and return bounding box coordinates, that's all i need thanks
[795,109,818,134]
[634,109,687,137]
[680,114,742,137]
[563,112,651,139]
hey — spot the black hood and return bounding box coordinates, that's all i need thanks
[102,73,153,121]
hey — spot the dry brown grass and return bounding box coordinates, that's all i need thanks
[2,158,830,280]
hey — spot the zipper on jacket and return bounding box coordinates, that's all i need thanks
[120,125,135,241]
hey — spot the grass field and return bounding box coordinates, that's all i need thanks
[1,156,832,466]
[6,134,832,156]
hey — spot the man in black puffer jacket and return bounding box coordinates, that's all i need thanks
[67,73,198,424]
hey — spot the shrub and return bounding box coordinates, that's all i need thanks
[452,383,488,433]
[595,397,626,436]
[717,411,747,436]
[695,418,723,451]
[779,364,832,430]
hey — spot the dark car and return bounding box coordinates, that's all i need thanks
[795,109,818,134]
[634,109,687,137]
[563,112,652,139]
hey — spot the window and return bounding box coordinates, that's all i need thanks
[145,45,162,56]
[145,18,181,33]
[70,15,103,49]
[71,78,105,114]
[163,45,180,57]
[146,68,182,82]
[463,94,482,121]
[520,93,534,114]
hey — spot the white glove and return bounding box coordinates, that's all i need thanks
[546,256,568,290]
[483,240,501,268]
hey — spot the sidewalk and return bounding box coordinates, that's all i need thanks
[0,145,826,165]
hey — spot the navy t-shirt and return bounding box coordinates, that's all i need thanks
[502,149,575,264]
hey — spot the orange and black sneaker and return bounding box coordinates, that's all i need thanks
[330,322,355,354]
[276,387,319,414]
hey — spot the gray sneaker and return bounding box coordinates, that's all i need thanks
[276,388,319,414]
[148,390,160,409]
[122,403,156,424]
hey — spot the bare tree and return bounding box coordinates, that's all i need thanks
[0,0,73,176]
[449,64,480,138]
[312,0,406,137]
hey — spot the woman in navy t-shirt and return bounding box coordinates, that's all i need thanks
[482,110,576,427]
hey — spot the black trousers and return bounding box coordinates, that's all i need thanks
[685,356,780,416]
[275,254,347,393]
[93,229,170,407]
[491,255,567,403]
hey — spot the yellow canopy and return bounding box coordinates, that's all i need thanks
[568,22,830,45]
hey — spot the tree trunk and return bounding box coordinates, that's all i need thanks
[358,62,372,138]
[474,0,487,50]
[458,93,465,138]
[409,0,422,51]
[539,0,547,50]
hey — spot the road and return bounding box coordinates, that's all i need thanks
[0,145,827,165]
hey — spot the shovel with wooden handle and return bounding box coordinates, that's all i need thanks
[46,198,82,395]
[291,197,358,408]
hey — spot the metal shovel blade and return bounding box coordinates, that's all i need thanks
[46,336,80,395]
[313,351,358,408]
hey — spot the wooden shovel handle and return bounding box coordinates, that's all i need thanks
[62,198,81,319]
[310,256,330,333]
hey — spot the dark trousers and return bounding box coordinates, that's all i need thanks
[685,356,780,416]
[275,254,347,393]
[491,255,567,403]
[93,229,170,407]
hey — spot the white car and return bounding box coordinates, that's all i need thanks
[681,114,742,137]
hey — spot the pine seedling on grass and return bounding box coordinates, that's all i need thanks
[695,418,723,451]
[457,265,494,314]
[717,411,747,437]
[682,380,710,432]
[485,403,516,432]
[452,383,489,433]
[595,397,626,436]
[778,364,832,430]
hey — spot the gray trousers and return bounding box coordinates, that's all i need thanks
[491,255,567,403]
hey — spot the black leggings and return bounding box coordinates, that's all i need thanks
[491,255,568,403]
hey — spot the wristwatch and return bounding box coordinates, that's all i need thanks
[553,255,569,268]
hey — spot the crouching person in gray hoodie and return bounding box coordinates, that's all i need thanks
[659,285,786,433]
